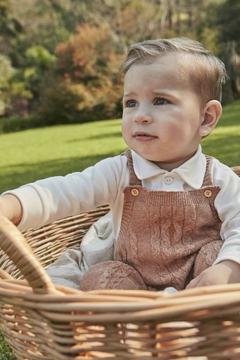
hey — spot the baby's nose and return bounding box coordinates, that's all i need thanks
[134,106,153,124]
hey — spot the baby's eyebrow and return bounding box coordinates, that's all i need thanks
[123,92,137,98]
[152,89,170,95]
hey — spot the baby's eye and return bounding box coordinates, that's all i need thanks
[154,98,169,106]
[125,99,138,108]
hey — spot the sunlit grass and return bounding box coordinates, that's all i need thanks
[0,119,126,193]
[201,100,240,166]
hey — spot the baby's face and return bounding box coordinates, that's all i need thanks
[121,54,206,171]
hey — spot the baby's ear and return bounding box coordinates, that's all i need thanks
[199,100,222,137]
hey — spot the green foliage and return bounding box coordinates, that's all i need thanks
[215,0,240,44]
[0,54,15,114]
[0,46,56,117]
[23,46,56,107]
[0,333,16,360]
[8,0,80,60]
[0,0,83,116]
[0,114,44,134]
[0,53,32,117]
[0,0,22,37]
[25,46,56,69]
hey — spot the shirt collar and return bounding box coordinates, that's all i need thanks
[131,145,206,189]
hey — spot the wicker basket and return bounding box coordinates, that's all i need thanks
[1,167,240,360]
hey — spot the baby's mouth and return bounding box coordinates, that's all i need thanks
[134,132,157,140]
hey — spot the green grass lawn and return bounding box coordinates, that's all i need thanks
[0,100,240,359]
[0,118,127,193]
[201,100,240,166]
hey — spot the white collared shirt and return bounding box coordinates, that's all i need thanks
[4,145,240,266]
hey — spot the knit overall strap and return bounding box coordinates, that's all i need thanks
[202,155,214,187]
[121,149,142,186]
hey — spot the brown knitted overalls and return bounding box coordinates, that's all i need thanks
[80,150,223,291]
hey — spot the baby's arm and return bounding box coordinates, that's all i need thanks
[0,194,23,225]
[0,155,126,231]
[186,260,240,289]
[187,163,240,289]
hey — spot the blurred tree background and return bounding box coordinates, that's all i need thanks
[0,0,239,129]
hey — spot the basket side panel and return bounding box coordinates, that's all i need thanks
[0,206,109,279]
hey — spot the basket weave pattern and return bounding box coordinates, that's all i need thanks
[0,168,240,359]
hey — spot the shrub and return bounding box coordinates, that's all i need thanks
[0,332,16,359]
[38,23,124,124]
[0,114,44,134]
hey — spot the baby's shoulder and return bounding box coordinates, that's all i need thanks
[211,157,240,188]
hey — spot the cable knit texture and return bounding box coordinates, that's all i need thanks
[79,150,223,291]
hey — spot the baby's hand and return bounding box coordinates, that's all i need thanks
[186,260,240,289]
[0,194,22,225]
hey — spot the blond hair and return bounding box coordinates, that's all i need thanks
[119,37,228,103]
